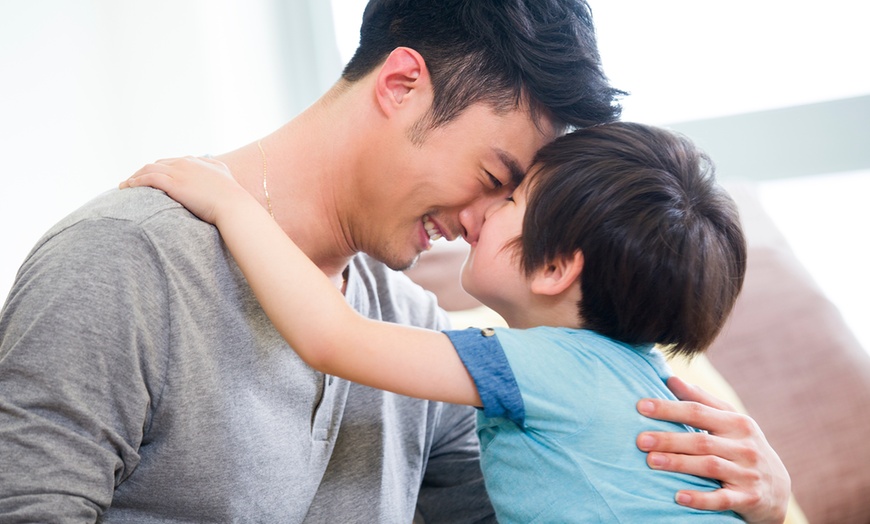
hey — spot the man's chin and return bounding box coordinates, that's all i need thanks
[376,251,421,272]
[394,254,422,272]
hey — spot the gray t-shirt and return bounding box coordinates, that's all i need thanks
[0,187,493,523]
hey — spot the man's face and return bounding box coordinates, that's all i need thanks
[355,103,555,271]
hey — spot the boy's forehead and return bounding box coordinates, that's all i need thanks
[516,163,547,192]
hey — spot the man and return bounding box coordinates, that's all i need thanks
[0,0,788,521]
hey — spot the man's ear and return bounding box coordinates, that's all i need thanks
[530,251,584,297]
[375,47,430,117]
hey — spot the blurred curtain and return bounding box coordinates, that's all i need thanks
[270,0,344,116]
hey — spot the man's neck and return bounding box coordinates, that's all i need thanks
[213,82,371,282]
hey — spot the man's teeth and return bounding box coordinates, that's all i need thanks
[423,215,442,242]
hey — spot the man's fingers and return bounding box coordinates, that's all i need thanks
[638,378,790,522]
[637,396,753,437]
[666,376,736,412]
[644,446,740,481]
[637,429,743,460]
[673,488,752,514]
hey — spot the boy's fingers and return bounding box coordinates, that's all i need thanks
[130,162,172,179]
[120,171,175,192]
[152,155,196,165]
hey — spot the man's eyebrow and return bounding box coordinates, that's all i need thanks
[494,148,526,187]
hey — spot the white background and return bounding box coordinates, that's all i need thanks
[2,0,868,349]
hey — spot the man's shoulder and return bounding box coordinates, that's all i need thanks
[20,187,217,278]
[40,188,208,248]
[55,187,190,229]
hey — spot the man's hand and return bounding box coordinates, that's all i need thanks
[637,376,789,524]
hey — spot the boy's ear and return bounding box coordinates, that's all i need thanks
[375,47,431,117]
[530,251,584,297]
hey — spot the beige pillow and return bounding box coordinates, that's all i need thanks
[708,183,870,523]
[706,244,870,523]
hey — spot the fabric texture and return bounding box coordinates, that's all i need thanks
[447,326,742,523]
[0,187,493,523]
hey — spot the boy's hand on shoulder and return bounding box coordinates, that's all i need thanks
[120,156,248,225]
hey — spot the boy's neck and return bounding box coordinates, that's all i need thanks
[498,292,584,330]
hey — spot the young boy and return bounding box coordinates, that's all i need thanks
[122,122,746,522]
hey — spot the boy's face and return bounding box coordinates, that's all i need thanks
[354,103,554,271]
[460,174,534,319]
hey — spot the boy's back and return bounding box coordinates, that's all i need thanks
[451,326,743,522]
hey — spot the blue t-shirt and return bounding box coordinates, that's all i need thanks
[445,326,742,523]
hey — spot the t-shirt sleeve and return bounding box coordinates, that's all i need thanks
[445,328,525,427]
[492,328,600,435]
[450,327,600,435]
[0,218,169,520]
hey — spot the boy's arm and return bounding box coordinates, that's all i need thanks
[122,157,481,408]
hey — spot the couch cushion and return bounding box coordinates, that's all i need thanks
[668,355,807,524]
[708,185,870,524]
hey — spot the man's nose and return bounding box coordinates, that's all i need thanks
[459,192,505,244]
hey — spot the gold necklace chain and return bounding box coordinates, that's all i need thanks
[257,140,275,218]
[259,139,346,292]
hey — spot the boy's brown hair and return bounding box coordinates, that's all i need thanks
[518,122,747,357]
